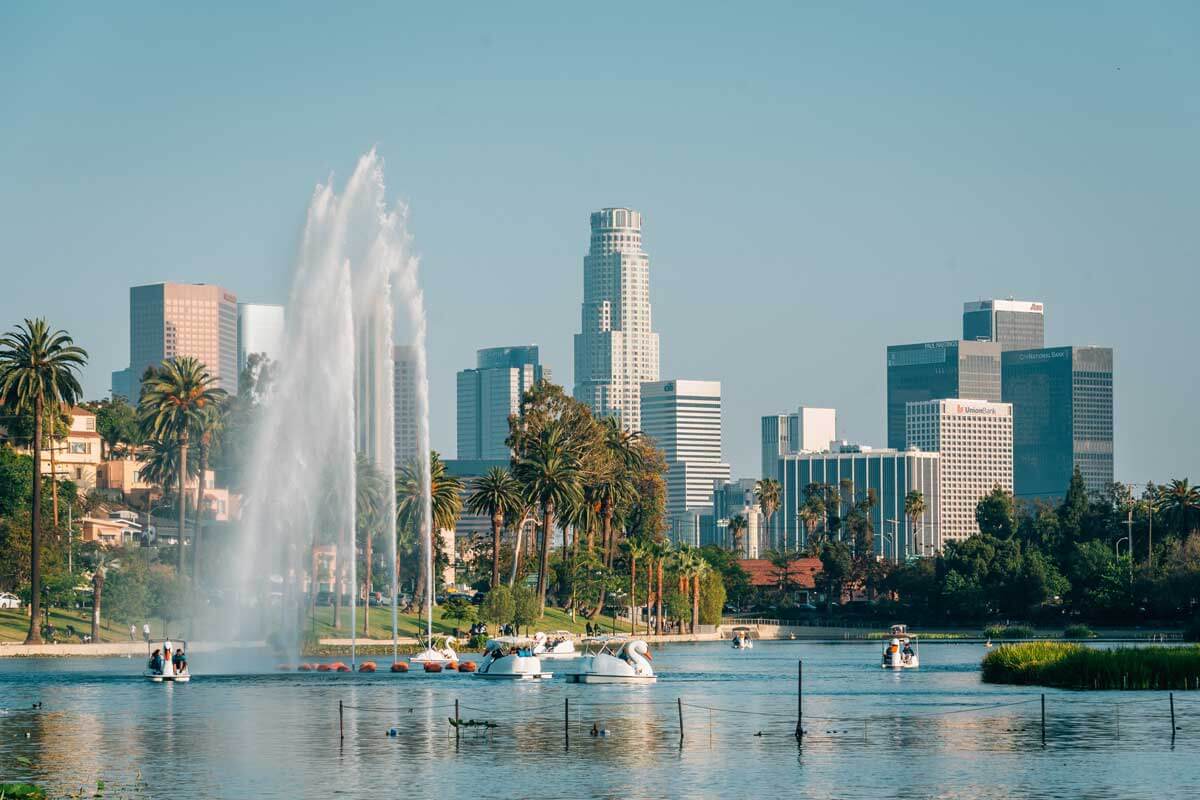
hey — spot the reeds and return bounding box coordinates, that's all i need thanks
[983,624,1035,640]
[982,641,1200,689]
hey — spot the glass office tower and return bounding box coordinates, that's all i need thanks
[963,299,1045,351]
[886,340,1002,449]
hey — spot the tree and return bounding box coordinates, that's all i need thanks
[138,356,225,574]
[396,451,463,615]
[190,400,225,584]
[727,513,748,555]
[904,490,928,553]
[620,535,650,634]
[975,487,1016,539]
[514,422,583,614]
[479,585,515,629]
[511,584,539,635]
[798,495,824,552]
[78,542,115,641]
[0,318,87,643]
[1058,466,1090,546]
[818,541,852,610]
[1158,479,1200,537]
[466,466,522,590]
[754,478,781,549]
[699,569,726,625]
[91,396,139,459]
[147,564,190,637]
[764,548,796,594]
[442,595,476,628]
[355,455,388,634]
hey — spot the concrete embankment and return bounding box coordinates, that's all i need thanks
[0,640,265,658]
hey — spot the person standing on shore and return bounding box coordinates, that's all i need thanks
[142,623,150,642]
[129,624,136,641]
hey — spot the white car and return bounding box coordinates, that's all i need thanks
[0,592,21,609]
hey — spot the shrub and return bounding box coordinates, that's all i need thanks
[1063,624,1096,640]
[1184,616,1200,643]
[983,624,1035,640]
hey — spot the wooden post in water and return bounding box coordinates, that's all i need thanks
[1170,692,1176,741]
[564,698,569,750]
[678,698,684,743]
[455,698,460,742]
[339,700,344,740]
[1040,694,1046,747]
[795,659,803,741]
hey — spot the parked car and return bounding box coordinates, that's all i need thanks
[0,592,20,609]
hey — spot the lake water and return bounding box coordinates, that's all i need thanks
[1,641,1196,799]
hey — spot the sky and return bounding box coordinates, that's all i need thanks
[1,2,1197,483]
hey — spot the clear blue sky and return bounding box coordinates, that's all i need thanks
[2,2,1196,483]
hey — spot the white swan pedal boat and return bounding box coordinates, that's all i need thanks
[532,630,580,660]
[881,624,919,669]
[564,637,656,684]
[473,637,553,680]
[410,636,458,666]
[730,626,754,650]
[144,639,190,683]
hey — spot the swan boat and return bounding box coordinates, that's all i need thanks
[410,636,458,666]
[730,626,754,650]
[532,630,580,660]
[473,637,553,680]
[144,639,190,683]
[564,637,656,684]
[881,624,919,669]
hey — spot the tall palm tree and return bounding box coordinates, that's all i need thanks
[0,319,87,644]
[620,535,650,634]
[138,438,200,509]
[648,538,670,635]
[727,513,749,556]
[1157,478,1200,537]
[904,489,928,556]
[798,497,823,552]
[514,422,583,613]
[396,451,463,615]
[191,401,225,585]
[466,466,522,590]
[675,546,707,634]
[138,356,225,573]
[754,478,781,550]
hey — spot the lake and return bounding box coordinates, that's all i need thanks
[1,641,1196,799]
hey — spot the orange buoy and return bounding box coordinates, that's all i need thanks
[316,663,332,672]
[298,664,314,672]
[447,661,459,671]
[359,661,376,673]
[423,662,443,673]
[390,661,409,673]
[335,663,351,672]
[458,661,477,673]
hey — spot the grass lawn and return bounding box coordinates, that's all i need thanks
[304,604,624,640]
[0,607,170,644]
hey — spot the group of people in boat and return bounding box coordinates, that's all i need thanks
[885,639,916,664]
[483,640,535,659]
[147,641,188,676]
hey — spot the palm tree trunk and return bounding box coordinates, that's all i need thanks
[491,511,503,590]
[536,502,555,613]
[362,530,372,636]
[25,398,44,644]
[508,518,523,588]
[629,557,636,634]
[646,560,653,637]
[91,569,104,642]
[332,546,342,629]
[176,440,188,574]
[691,575,699,634]
[590,505,614,617]
[193,446,207,586]
[655,560,663,635]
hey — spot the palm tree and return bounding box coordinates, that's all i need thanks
[675,546,707,634]
[904,489,928,556]
[138,356,225,573]
[0,319,87,644]
[356,455,388,634]
[1157,478,1200,536]
[396,451,463,615]
[466,466,522,590]
[754,478,781,550]
[620,535,650,634]
[648,538,670,635]
[191,401,225,584]
[798,497,823,552]
[727,513,749,556]
[514,422,583,613]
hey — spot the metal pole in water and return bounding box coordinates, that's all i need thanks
[678,698,685,743]
[1170,692,1176,741]
[1041,694,1046,747]
[339,700,344,740]
[795,659,803,740]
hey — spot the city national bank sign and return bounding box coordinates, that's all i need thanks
[952,402,1010,417]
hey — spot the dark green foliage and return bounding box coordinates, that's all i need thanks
[975,487,1016,539]
[1064,624,1096,639]
[983,624,1035,639]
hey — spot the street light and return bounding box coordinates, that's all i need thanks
[1115,536,1133,585]
[884,518,902,563]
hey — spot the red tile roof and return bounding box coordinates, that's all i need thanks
[736,558,821,589]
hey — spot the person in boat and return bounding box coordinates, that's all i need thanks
[902,641,914,658]
[172,647,188,674]
[148,649,164,674]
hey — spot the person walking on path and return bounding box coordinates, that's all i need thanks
[129,624,136,641]
[142,623,150,643]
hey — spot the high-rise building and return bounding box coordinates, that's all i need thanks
[393,346,419,468]
[640,380,730,518]
[775,447,941,558]
[761,407,837,477]
[712,478,764,557]
[1002,346,1114,499]
[886,340,1002,450]
[119,283,239,396]
[236,303,285,375]
[573,208,660,432]
[963,299,1045,351]
[457,346,546,460]
[906,399,1013,543]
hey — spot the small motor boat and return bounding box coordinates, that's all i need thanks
[730,626,754,650]
[474,637,552,680]
[564,638,656,684]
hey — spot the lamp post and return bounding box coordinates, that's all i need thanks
[884,518,901,563]
[1115,536,1132,585]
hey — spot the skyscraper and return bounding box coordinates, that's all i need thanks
[236,302,285,375]
[906,399,1013,543]
[886,340,1002,450]
[761,407,837,477]
[573,207,660,432]
[393,346,419,468]
[640,380,730,518]
[963,299,1045,351]
[457,345,546,460]
[1001,346,1114,499]
[118,283,239,398]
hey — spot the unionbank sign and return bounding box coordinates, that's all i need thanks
[953,403,1009,417]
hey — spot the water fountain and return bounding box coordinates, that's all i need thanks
[234,149,431,665]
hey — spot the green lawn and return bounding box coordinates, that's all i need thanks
[0,607,169,644]
[305,604,624,640]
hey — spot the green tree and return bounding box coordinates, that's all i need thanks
[511,584,539,635]
[699,568,726,625]
[698,545,752,610]
[466,466,522,590]
[103,552,150,626]
[395,451,463,615]
[976,487,1016,539]
[479,584,515,629]
[754,478,781,548]
[138,356,225,574]
[147,564,190,637]
[1158,478,1200,537]
[818,541,852,611]
[904,489,928,553]
[0,319,87,643]
[1057,466,1090,548]
[90,396,140,459]
[441,595,476,628]
[514,422,583,614]
[727,513,748,555]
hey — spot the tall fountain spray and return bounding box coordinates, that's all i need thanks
[236,150,430,665]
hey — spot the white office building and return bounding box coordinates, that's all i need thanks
[393,346,419,468]
[641,380,730,518]
[573,208,660,432]
[236,302,285,376]
[906,399,1013,543]
[761,407,837,478]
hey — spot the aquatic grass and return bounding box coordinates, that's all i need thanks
[982,641,1200,689]
[1063,624,1097,640]
[983,624,1035,640]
